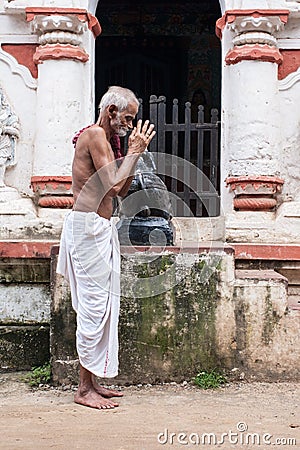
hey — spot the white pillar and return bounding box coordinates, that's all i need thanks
[219,10,289,213]
[28,10,99,208]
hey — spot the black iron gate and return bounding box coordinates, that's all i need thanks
[130,95,220,217]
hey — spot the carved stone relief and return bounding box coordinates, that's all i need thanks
[0,86,19,189]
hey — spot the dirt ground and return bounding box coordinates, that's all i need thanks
[0,372,299,450]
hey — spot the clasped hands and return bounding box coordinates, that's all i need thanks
[128,119,156,155]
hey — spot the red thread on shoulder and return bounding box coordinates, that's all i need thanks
[72,126,123,159]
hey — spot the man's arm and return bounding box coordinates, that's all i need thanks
[89,120,155,198]
[118,176,134,198]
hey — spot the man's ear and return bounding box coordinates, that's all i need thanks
[108,104,118,118]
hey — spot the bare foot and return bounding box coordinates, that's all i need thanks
[92,380,123,398]
[74,387,119,410]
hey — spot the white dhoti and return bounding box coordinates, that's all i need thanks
[57,211,120,378]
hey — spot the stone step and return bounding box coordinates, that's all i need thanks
[235,269,300,311]
[0,325,50,371]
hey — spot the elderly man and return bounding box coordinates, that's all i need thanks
[57,86,155,409]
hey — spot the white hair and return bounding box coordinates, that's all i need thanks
[98,86,139,113]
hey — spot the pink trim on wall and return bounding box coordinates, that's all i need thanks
[33,44,89,63]
[278,49,300,80]
[26,7,87,22]
[0,241,56,258]
[31,176,73,208]
[216,9,289,39]
[2,241,234,259]
[31,176,72,192]
[1,240,300,262]
[226,176,284,212]
[25,7,101,38]
[38,196,74,208]
[2,44,38,78]
[233,197,277,211]
[226,176,284,192]
[225,44,283,65]
[86,13,102,38]
[233,244,300,261]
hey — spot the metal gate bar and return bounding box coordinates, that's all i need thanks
[126,94,220,217]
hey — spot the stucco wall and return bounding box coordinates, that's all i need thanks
[50,249,300,384]
[0,12,37,196]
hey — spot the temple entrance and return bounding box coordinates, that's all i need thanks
[95,36,188,118]
[94,1,221,216]
[95,1,221,115]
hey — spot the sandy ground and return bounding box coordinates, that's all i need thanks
[0,372,299,450]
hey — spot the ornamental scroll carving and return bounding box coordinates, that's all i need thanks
[31,15,86,46]
[30,14,89,64]
[0,87,19,188]
[229,15,285,46]
[224,11,289,66]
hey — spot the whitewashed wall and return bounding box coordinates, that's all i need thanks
[0,11,36,196]
[0,0,94,214]
[277,14,300,203]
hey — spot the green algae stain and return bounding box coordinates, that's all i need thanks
[233,287,250,353]
[261,287,281,345]
[119,254,222,380]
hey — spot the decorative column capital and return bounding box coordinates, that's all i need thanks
[229,15,284,46]
[30,14,86,46]
[31,176,73,208]
[216,9,290,39]
[25,7,101,64]
[226,176,284,212]
[229,14,285,34]
[25,7,101,38]
[218,9,290,66]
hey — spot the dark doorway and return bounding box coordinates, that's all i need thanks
[95,1,221,118]
[96,36,188,118]
[94,1,221,216]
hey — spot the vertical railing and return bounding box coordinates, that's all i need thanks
[196,105,204,216]
[124,95,220,217]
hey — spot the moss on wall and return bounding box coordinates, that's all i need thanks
[261,287,282,345]
[0,325,50,371]
[119,253,221,383]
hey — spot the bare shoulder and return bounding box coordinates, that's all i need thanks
[86,125,106,142]
[76,125,106,148]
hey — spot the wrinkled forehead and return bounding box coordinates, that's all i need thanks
[121,101,139,117]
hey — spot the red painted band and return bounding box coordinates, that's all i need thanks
[1,241,234,259]
[226,44,283,65]
[278,49,300,80]
[233,244,300,261]
[0,241,57,258]
[1,241,300,261]
[26,7,88,22]
[226,176,284,191]
[233,197,277,211]
[33,44,89,63]
[38,196,74,208]
[216,9,289,40]
[31,176,72,192]
[2,44,38,78]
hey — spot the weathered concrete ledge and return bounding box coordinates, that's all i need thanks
[0,325,50,371]
[0,257,50,371]
[1,241,299,380]
[50,246,229,385]
[50,246,300,385]
[232,270,300,380]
